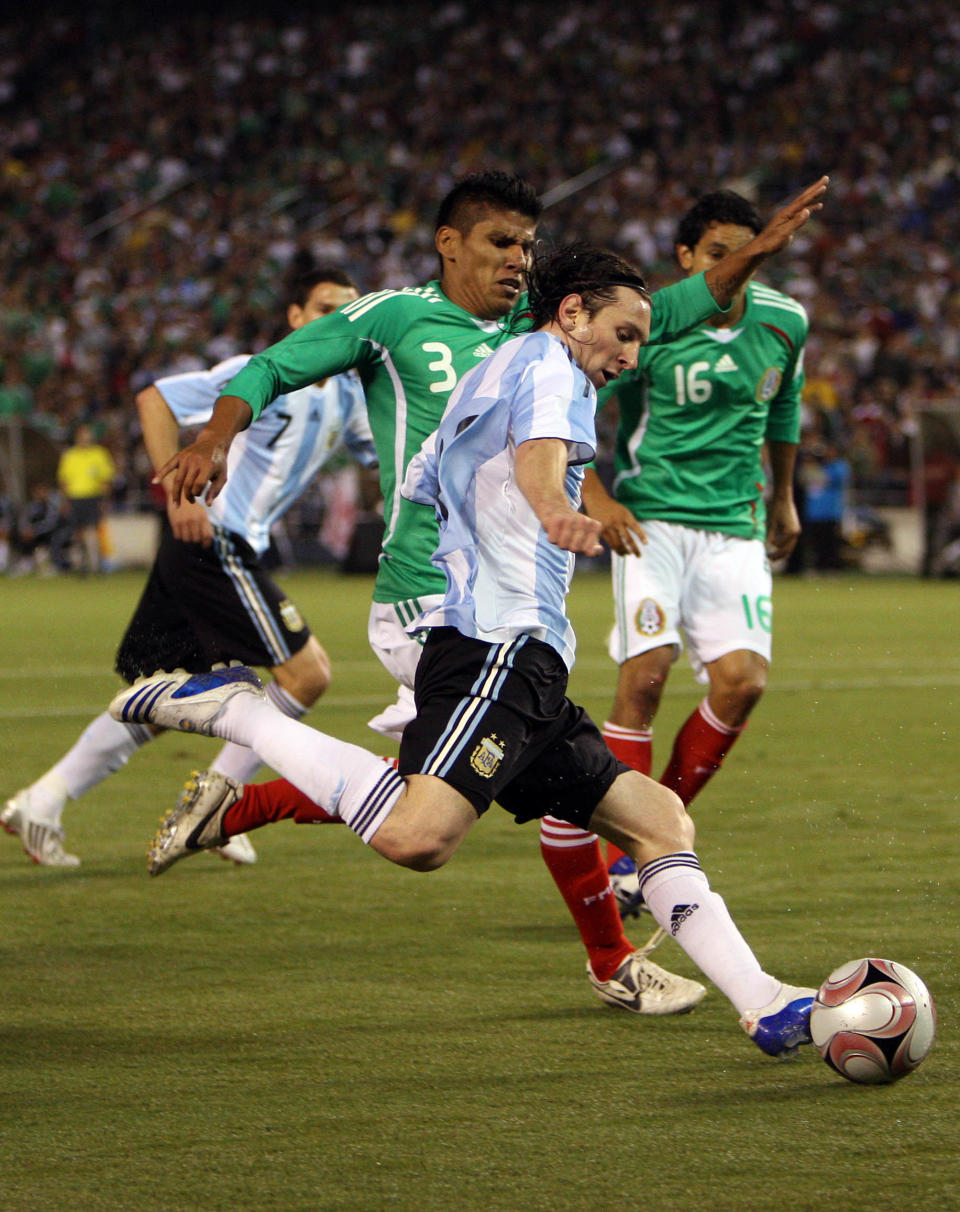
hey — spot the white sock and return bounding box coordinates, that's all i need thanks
[639,852,780,1014]
[216,695,404,843]
[211,680,309,782]
[32,712,154,827]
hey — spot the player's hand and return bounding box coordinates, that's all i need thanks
[766,498,801,560]
[155,437,229,506]
[167,495,213,546]
[589,498,647,556]
[753,176,829,256]
[542,507,604,556]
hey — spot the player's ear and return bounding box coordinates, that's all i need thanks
[557,294,584,333]
[676,243,695,271]
[287,303,304,330]
[435,225,461,264]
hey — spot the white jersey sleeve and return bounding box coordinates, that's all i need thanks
[156,358,374,556]
[154,355,254,428]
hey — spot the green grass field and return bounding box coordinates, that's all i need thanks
[1,569,957,1211]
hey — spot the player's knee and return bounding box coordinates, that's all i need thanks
[381,830,454,872]
[723,671,766,717]
[619,655,670,718]
[650,782,695,852]
[274,640,332,707]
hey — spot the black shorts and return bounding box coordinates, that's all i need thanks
[115,522,312,683]
[399,627,626,829]
[68,497,102,528]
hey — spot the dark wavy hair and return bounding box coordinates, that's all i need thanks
[675,189,762,250]
[286,262,358,307]
[526,242,649,328]
[435,170,542,233]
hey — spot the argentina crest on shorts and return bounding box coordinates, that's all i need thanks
[279,599,306,632]
[469,733,505,778]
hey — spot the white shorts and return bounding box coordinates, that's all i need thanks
[366,595,444,739]
[608,520,772,684]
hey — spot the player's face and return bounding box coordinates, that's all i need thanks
[567,288,652,389]
[677,221,757,277]
[436,208,537,320]
[287,281,359,330]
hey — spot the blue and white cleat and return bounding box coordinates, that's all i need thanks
[608,854,648,918]
[110,665,265,735]
[740,983,816,1059]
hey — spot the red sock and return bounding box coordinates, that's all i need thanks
[601,721,652,868]
[221,777,341,836]
[660,698,744,806]
[539,818,633,981]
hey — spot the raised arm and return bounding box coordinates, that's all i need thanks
[515,438,603,556]
[704,176,828,309]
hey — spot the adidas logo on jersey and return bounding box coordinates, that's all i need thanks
[713,353,739,374]
[670,903,699,935]
[473,342,494,359]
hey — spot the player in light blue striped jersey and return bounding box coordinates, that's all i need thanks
[2,266,375,868]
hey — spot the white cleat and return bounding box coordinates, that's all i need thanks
[148,769,244,876]
[110,665,265,735]
[740,982,816,1059]
[2,791,80,868]
[587,950,707,1016]
[212,831,257,866]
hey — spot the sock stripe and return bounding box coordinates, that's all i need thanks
[602,721,653,741]
[540,816,597,847]
[265,680,308,719]
[638,851,703,896]
[698,697,742,736]
[342,768,404,842]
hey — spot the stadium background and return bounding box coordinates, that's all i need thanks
[1,0,959,574]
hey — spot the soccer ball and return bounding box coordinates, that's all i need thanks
[810,958,936,1085]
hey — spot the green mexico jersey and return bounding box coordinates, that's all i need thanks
[223,273,723,602]
[598,280,807,539]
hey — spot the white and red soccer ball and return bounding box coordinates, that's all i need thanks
[810,958,936,1085]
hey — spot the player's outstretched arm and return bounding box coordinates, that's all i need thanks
[515,438,603,556]
[581,466,647,556]
[154,395,253,505]
[704,176,828,309]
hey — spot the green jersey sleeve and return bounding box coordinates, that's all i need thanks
[223,309,384,421]
[647,273,726,346]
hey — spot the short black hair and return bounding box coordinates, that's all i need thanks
[526,242,649,329]
[675,189,763,251]
[287,263,358,307]
[435,170,542,233]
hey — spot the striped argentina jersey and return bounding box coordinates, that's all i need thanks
[156,354,376,555]
[597,279,807,538]
[402,330,596,671]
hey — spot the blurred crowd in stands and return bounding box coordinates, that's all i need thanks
[1,0,959,574]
